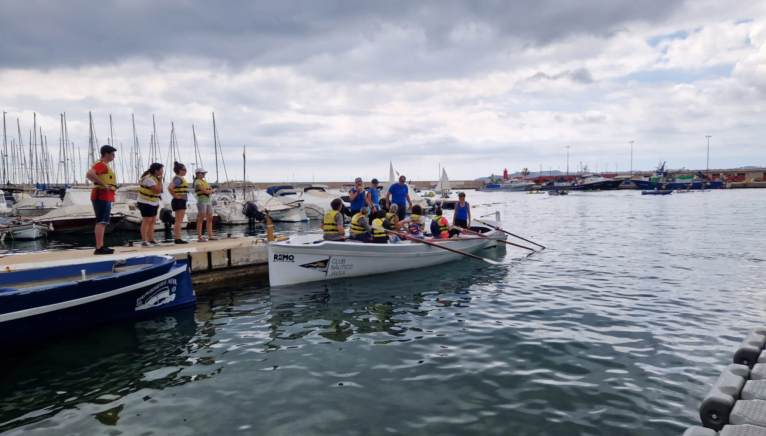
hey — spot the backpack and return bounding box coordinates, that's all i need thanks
[383,214,394,230]
[429,219,440,236]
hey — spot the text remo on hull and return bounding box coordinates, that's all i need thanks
[267,222,507,287]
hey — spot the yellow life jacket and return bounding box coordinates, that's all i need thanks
[408,214,423,234]
[323,210,341,235]
[434,216,450,238]
[350,213,367,235]
[194,178,211,198]
[383,212,396,230]
[92,161,116,191]
[139,175,160,203]
[371,218,387,239]
[172,176,188,196]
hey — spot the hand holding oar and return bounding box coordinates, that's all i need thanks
[474,219,546,250]
[373,227,499,265]
[454,226,535,251]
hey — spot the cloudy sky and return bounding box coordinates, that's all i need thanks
[1,0,764,183]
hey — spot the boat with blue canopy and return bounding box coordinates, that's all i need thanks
[0,255,195,344]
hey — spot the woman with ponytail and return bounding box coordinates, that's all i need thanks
[168,161,189,244]
[137,163,164,246]
[193,168,216,241]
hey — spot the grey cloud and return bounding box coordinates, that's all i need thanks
[2,0,683,80]
[529,67,595,84]
[254,122,324,136]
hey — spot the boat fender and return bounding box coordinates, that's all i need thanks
[159,208,175,225]
[733,328,766,368]
[698,364,750,430]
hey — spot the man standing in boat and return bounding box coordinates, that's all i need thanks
[348,177,366,216]
[86,145,117,255]
[386,175,412,222]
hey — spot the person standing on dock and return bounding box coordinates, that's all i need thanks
[168,162,189,245]
[452,192,471,230]
[386,175,412,221]
[348,177,366,216]
[193,168,217,242]
[86,145,117,255]
[365,178,380,216]
[137,163,164,246]
[320,198,345,241]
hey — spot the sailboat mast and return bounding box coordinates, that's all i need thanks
[212,112,219,184]
[2,111,6,186]
[243,146,246,199]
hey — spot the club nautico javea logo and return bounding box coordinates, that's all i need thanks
[300,259,329,273]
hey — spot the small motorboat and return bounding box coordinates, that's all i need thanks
[641,190,673,195]
[0,217,49,240]
[267,219,507,287]
[548,190,569,196]
[0,255,196,344]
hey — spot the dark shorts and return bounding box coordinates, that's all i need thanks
[91,200,112,225]
[171,198,187,211]
[454,218,468,229]
[137,202,158,218]
[395,204,406,221]
[349,233,368,242]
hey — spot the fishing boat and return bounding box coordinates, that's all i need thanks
[0,255,195,344]
[480,177,534,192]
[268,224,507,287]
[0,217,49,240]
[541,167,623,191]
[631,162,723,190]
[641,190,673,195]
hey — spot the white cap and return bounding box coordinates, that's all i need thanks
[195,168,207,174]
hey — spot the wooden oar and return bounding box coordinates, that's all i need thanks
[474,219,546,250]
[454,226,535,251]
[373,227,499,265]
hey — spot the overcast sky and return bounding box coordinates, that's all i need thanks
[1,0,764,183]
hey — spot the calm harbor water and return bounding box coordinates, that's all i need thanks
[2,190,766,435]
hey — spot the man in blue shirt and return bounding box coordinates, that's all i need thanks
[386,175,412,221]
[348,177,366,215]
[365,178,380,217]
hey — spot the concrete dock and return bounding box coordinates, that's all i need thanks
[0,237,271,285]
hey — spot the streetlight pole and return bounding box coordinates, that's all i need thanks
[706,135,711,173]
[629,141,634,176]
[566,146,570,178]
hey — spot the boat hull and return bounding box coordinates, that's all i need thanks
[632,180,722,190]
[480,184,532,192]
[641,190,673,195]
[541,179,623,191]
[15,207,57,217]
[268,235,498,287]
[0,257,195,344]
[38,215,124,233]
[8,224,48,240]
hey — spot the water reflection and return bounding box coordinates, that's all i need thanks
[0,308,201,432]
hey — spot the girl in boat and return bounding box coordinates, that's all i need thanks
[320,198,346,241]
[348,207,372,242]
[452,192,471,230]
[168,161,189,244]
[399,204,425,239]
[431,206,461,239]
[137,163,164,246]
[370,210,389,244]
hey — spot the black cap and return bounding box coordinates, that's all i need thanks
[100,145,117,156]
[371,178,379,184]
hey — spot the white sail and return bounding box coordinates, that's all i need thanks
[435,168,451,193]
[389,161,396,184]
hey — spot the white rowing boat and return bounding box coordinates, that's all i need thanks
[268,221,507,287]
